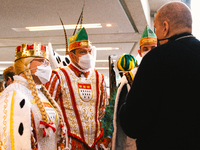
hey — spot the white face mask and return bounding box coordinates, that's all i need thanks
[141,51,149,57]
[34,65,52,84]
[78,54,94,70]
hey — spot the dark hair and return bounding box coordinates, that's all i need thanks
[0,82,4,92]
[70,49,76,54]
[5,72,15,81]
[3,66,15,81]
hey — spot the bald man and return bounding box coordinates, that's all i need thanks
[120,2,200,150]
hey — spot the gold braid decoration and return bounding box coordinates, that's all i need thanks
[40,85,64,126]
[0,132,2,150]
[24,71,66,147]
[24,70,48,123]
[40,85,66,146]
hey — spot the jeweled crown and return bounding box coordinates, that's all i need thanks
[15,42,49,61]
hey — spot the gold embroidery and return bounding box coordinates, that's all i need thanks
[125,71,134,87]
[59,67,103,146]
[68,67,98,146]
[31,103,59,149]
[30,100,58,124]
[3,92,9,150]
[10,91,16,150]
[13,80,30,90]
[58,69,80,137]
[0,138,2,150]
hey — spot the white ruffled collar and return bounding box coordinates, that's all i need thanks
[13,75,41,89]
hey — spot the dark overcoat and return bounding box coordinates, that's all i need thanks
[120,33,200,150]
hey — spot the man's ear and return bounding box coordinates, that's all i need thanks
[69,52,74,60]
[6,77,12,86]
[163,21,169,37]
[138,49,142,57]
[69,52,78,64]
[7,76,11,82]
[8,77,13,84]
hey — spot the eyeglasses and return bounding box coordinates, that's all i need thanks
[31,58,50,66]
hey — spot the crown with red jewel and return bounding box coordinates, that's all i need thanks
[15,42,49,61]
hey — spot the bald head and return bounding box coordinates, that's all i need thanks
[155,2,192,38]
[157,2,192,32]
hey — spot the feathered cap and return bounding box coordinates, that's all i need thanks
[117,54,138,71]
[68,27,91,52]
[15,43,49,61]
[140,25,157,47]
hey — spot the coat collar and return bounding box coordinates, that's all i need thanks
[68,64,90,78]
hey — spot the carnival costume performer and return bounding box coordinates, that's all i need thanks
[0,43,68,150]
[112,26,157,150]
[122,25,157,89]
[45,28,110,149]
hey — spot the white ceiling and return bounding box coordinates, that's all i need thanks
[0,0,180,82]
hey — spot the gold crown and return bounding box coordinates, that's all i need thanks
[15,43,49,61]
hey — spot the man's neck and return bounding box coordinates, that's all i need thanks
[169,27,192,38]
[69,63,90,78]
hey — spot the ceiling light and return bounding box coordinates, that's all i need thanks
[56,47,120,51]
[12,23,102,32]
[95,60,116,62]
[0,61,14,64]
[96,47,120,50]
[96,60,108,62]
[0,68,6,70]
[95,67,109,69]
[106,24,112,27]
[56,49,66,51]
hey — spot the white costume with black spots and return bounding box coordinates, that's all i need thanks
[112,68,138,150]
[0,76,61,150]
